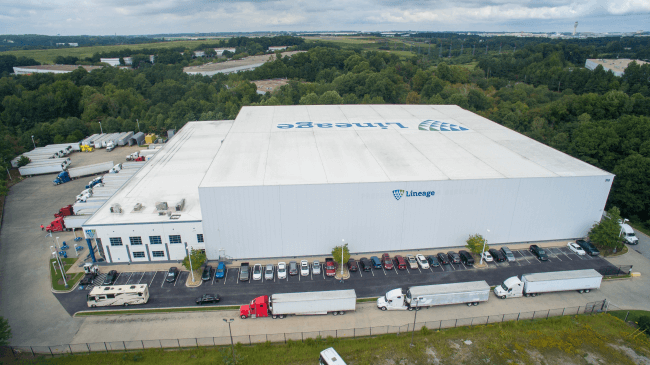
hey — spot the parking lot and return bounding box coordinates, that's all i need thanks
[56,244,620,315]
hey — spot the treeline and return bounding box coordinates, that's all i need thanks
[0,34,159,52]
[0,55,40,74]
[0,39,650,225]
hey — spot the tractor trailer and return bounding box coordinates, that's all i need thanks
[494,269,602,298]
[378,281,490,311]
[240,290,357,319]
[53,161,114,185]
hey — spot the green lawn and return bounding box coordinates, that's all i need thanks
[609,310,650,324]
[17,313,650,364]
[50,258,83,291]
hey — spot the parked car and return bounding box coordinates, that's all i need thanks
[393,255,407,270]
[575,239,600,256]
[300,260,310,276]
[252,264,263,280]
[382,253,394,270]
[488,249,506,262]
[195,294,220,305]
[166,267,179,283]
[416,254,429,269]
[239,263,250,281]
[264,264,274,280]
[437,252,449,265]
[325,258,337,277]
[370,256,382,269]
[102,270,118,285]
[312,260,321,275]
[201,265,212,281]
[359,257,372,271]
[447,251,461,264]
[406,255,419,269]
[481,251,493,262]
[277,262,287,279]
[426,255,440,267]
[215,262,226,279]
[458,250,474,266]
[567,242,586,255]
[500,246,516,262]
[347,258,359,272]
[529,245,548,261]
[289,261,299,276]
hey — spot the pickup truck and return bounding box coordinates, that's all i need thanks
[239,262,250,281]
[325,258,337,277]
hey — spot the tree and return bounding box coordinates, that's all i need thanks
[0,316,11,346]
[589,207,624,251]
[332,243,350,267]
[182,248,207,272]
[465,234,488,256]
[17,155,30,167]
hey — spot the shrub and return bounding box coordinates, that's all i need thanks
[420,326,431,335]
[638,316,650,333]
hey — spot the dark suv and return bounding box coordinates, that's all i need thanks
[447,251,461,264]
[347,258,359,272]
[427,255,440,267]
[437,252,449,265]
[370,256,382,269]
[488,248,506,262]
[529,245,548,261]
[393,255,407,270]
[103,270,118,285]
[576,239,600,256]
[458,250,474,266]
[359,257,372,271]
[166,267,179,283]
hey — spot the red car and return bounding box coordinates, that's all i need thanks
[382,253,394,270]
[393,255,407,270]
[325,258,337,277]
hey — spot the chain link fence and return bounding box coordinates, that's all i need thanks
[5,299,608,358]
[598,265,633,277]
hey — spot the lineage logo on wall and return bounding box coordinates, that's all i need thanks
[392,190,435,200]
[418,120,470,131]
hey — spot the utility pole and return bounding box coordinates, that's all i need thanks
[223,319,236,364]
[410,298,419,347]
[448,41,452,58]
[473,44,475,56]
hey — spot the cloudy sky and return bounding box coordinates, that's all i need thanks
[1,0,649,35]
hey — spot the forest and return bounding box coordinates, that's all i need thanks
[0,35,649,227]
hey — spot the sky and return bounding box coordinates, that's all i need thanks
[1,0,649,35]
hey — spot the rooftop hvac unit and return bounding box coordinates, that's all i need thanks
[109,204,123,214]
[158,210,169,216]
[133,203,143,212]
[175,198,185,212]
[155,201,168,211]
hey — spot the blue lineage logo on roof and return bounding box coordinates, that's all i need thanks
[392,189,435,200]
[419,120,469,132]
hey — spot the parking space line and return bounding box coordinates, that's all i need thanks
[114,272,122,283]
[518,250,531,264]
[138,272,145,283]
[404,266,409,274]
[417,267,422,273]
[149,272,157,286]
[382,267,386,276]
[460,262,467,270]
[358,270,362,278]
[211,273,216,285]
[173,272,181,286]
[223,268,228,285]
[236,269,240,284]
[125,272,134,283]
[160,272,166,288]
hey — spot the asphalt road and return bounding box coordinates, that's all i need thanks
[56,246,619,315]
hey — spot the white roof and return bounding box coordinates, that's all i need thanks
[83,121,233,225]
[199,105,609,188]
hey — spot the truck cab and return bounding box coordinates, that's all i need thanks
[493,276,524,299]
[239,295,270,319]
[53,171,71,185]
[620,222,638,245]
[376,288,408,310]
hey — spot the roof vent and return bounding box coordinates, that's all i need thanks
[133,203,143,211]
[158,210,169,216]
[109,204,123,214]
[170,213,181,220]
[155,202,168,211]
[175,198,185,212]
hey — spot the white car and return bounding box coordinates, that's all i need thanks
[481,251,493,262]
[277,262,287,279]
[300,260,310,276]
[416,254,429,269]
[264,264,274,280]
[312,260,321,275]
[252,264,262,280]
[567,242,586,255]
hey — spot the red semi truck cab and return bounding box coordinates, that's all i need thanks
[54,205,74,218]
[239,295,270,319]
[46,217,66,232]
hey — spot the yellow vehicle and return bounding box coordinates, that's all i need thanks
[81,145,94,152]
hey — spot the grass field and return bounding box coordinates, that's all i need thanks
[3,40,216,64]
[50,258,83,291]
[12,313,650,364]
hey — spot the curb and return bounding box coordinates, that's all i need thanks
[48,259,82,294]
[73,304,241,317]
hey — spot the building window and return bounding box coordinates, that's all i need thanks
[197,234,204,243]
[149,236,162,245]
[129,237,143,245]
[132,252,145,258]
[169,235,181,244]
[109,237,123,246]
[152,251,165,258]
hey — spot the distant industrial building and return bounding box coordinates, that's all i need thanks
[268,46,288,51]
[184,51,304,76]
[214,48,236,56]
[13,65,105,75]
[585,59,648,77]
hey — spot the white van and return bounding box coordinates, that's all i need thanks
[319,348,346,365]
[620,222,639,245]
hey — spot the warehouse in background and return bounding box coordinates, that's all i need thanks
[82,105,614,263]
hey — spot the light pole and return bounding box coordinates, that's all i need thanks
[74,244,78,258]
[98,121,103,134]
[187,244,195,282]
[3,158,11,181]
[31,135,36,148]
[340,239,346,281]
[136,119,140,132]
[410,298,419,347]
[480,229,489,265]
[51,244,68,288]
[223,318,236,363]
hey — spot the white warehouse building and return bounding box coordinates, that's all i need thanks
[82,105,614,263]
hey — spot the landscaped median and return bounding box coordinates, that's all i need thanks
[49,258,83,292]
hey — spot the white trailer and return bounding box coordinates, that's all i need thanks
[19,162,67,176]
[73,202,107,211]
[378,281,490,311]
[87,284,150,307]
[139,149,158,157]
[494,269,603,299]
[239,290,357,319]
[26,158,70,167]
[91,188,119,197]
[117,131,134,146]
[68,161,114,179]
[63,215,93,228]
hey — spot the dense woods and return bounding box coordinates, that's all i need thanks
[1,36,650,226]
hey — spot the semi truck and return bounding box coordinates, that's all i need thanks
[494,269,602,298]
[240,289,357,319]
[54,205,74,218]
[46,215,90,232]
[377,281,490,311]
[53,161,113,185]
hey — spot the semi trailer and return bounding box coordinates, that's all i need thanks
[494,269,602,298]
[378,281,490,311]
[53,161,113,185]
[19,162,67,176]
[240,290,357,319]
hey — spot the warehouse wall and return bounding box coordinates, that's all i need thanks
[199,175,613,260]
